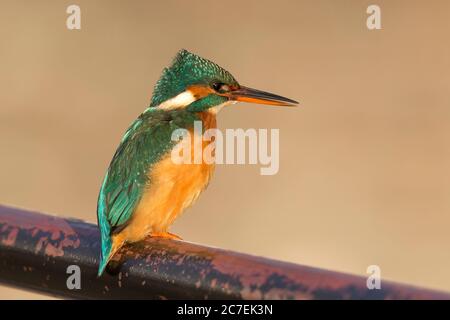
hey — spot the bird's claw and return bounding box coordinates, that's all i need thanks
[150,232,183,241]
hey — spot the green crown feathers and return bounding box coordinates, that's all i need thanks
[150,49,238,108]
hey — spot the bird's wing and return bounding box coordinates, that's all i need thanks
[97,109,192,235]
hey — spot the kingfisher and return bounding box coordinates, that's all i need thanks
[97,49,298,276]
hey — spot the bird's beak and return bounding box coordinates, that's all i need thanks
[228,86,298,106]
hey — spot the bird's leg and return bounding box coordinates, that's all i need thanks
[150,231,183,241]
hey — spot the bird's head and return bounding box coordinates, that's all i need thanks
[150,49,298,112]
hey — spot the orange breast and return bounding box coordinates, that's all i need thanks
[120,111,217,242]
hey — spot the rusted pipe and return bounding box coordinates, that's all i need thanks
[0,204,448,299]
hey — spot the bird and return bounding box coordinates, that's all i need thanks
[97,49,298,276]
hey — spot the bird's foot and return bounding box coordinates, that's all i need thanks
[150,231,182,241]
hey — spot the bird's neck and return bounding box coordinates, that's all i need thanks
[196,110,217,131]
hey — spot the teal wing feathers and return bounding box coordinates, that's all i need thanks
[96,108,197,275]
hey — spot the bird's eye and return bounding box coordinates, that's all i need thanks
[212,82,230,93]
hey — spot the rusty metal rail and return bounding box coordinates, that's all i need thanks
[0,204,449,299]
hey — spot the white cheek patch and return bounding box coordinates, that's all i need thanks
[158,90,196,110]
[157,90,236,113]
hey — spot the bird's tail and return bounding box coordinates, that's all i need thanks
[98,237,112,277]
[97,171,125,276]
[98,233,124,277]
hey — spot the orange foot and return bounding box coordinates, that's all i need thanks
[150,231,183,241]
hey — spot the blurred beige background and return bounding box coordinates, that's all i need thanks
[1,0,450,299]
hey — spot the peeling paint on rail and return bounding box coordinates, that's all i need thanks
[0,205,449,300]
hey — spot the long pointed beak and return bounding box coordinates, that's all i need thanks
[228,86,298,106]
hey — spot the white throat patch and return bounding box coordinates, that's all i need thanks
[208,100,236,114]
